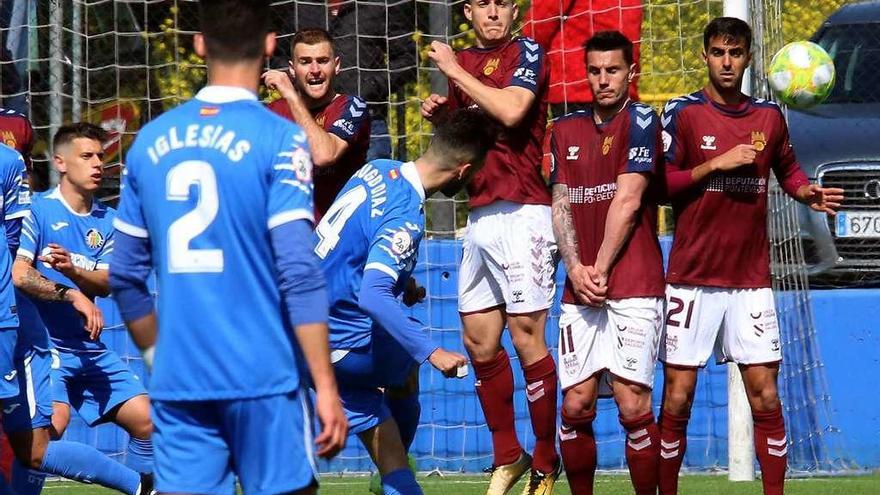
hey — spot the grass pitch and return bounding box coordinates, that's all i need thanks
[44,472,880,494]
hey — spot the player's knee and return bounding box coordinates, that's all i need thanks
[562,385,595,418]
[662,385,694,416]
[462,333,499,362]
[616,384,652,419]
[749,386,780,412]
[127,415,154,439]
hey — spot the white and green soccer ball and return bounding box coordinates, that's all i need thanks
[768,41,836,109]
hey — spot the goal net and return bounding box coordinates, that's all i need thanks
[0,0,857,476]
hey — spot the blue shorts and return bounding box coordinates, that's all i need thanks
[333,328,419,435]
[152,389,317,495]
[0,328,18,400]
[51,347,147,426]
[1,346,53,433]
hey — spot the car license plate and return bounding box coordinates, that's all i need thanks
[836,211,880,238]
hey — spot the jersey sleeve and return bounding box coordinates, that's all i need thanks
[661,100,688,172]
[506,38,545,93]
[327,96,369,142]
[114,146,149,238]
[770,109,809,197]
[364,206,423,281]
[267,126,315,229]
[17,206,39,261]
[622,107,660,175]
[3,152,29,222]
[95,222,115,270]
[547,124,568,186]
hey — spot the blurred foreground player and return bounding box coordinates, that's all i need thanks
[421,1,559,491]
[548,32,665,495]
[110,1,347,493]
[318,108,496,495]
[657,17,844,495]
[264,27,370,223]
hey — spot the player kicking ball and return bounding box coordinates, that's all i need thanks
[317,108,496,495]
[657,17,844,495]
[110,0,347,493]
[548,31,665,495]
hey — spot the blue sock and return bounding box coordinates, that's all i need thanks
[40,440,141,495]
[11,461,46,495]
[381,467,422,495]
[388,394,420,451]
[126,437,153,474]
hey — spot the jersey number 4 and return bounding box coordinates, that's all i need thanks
[166,160,224,273]
[315,185,367,258]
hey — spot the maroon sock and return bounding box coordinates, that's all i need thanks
[473,350,522,466]
[523,354,559,473]
[620,412,660,495]
[658,411,689,495]
[753,407,787,495]
[560,410,597,495]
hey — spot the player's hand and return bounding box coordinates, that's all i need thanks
[802,184,845,216]
[569,263,606,307]
[428,348,468,378]
[421,94,448,120]
[262,69,299,103]
[402,278,426,307]
[582,265,608,307]
[427,41,460,77]
[313,387,348,459]
[711,144,758,171]
[67,290,104,340]
[40,243,76,277]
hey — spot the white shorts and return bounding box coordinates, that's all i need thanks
[659,284,782,367]
[458,201,557,314]
[557,298,664,391]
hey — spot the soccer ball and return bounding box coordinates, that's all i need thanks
[768,41,836,109]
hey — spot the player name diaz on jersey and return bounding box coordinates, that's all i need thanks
[17,188,114,351]
[317,159,425,352]
[549,102,666,302]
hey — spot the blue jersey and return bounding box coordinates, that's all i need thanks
[17,188,115,351]
[115,86,315,401]
[0,144,29,329]
[318,159,425,351]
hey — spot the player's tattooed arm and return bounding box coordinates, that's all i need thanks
[551,183,580,270]
[41,243,110,298]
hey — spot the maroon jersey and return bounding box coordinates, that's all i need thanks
[662,90,809,288]
[0,108,33,160]
[549,102,666,302]
[268,93,370,222]
[448,36,551,208]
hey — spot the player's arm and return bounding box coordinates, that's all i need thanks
[109,230,156,361]
[771,115,843,214]
[427,41,537,128]
[3,153,29,258]
[594,173,649,280]
[40,243,110,298]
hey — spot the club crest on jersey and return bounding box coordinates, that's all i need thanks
[2,131,16,148]
[566,146,579,160]
[85,229,106,250]
[483,58,500,76]
[751,131,766,151]
[701,135,717,150]
[602,136,614,155]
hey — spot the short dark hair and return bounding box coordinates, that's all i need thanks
[430,109,498,168]
[584,30,634,67]
[199,0,271,63]
[53,122,108,152]
[291,28,335,54]
[703,17,752,51]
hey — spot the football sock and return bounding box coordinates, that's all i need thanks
[387,393,420,452]
[472,350,521,467]
[40,440,140,495]
[522,353,558,473]
[559,409,597,495]
[658,410,689,495]
[753,407,787,495]
[11,462,46,495]
[381,467,423,495]
[620,412,660,495]
[125,436,154,474]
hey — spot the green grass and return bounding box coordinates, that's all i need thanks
[44,472,880,494]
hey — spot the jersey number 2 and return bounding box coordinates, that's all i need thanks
[166,160,223,273]
[314,185,367,258]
